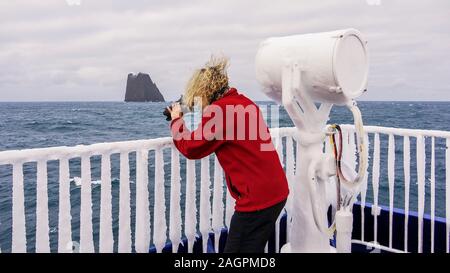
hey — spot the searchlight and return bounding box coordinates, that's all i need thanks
[255,28,369,253]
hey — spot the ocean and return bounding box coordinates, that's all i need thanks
[0,101,449,252]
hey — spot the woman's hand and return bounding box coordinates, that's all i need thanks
[167,102,182,120]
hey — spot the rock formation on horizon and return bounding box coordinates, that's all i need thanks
[124,72,165,102]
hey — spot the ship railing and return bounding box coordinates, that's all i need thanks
[0,125,449,253]
[339,125,450,253]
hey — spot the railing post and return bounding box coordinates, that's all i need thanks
[212,155,224,253]
[80,155,94,253]
[430,137,436,253]
[359,133,370,242]
[118,152,132,253]
[153,148,167,252]
[185,159,197,253]
[169,147,182,253]
[446,138,450,253]
[58,157,72,253]
[36,160,50,253]
[372,133,380,245]
[135,150,150,253]
[403,136,410,252]
[388,134,395,249]
[200,157,212,253]
[99,153,114,253]
[285,136,295,243]
[416,136,425,253]
[12,162,26,253]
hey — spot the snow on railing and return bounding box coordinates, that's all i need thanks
[340,125,450,253]
[0,125,449,253]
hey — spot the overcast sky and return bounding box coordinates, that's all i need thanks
[0,0,449,101]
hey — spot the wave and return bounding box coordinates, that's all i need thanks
[69,177,135,187]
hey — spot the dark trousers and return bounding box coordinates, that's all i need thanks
[224,199,286,253]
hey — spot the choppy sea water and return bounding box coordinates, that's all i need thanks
[0,101,449,252]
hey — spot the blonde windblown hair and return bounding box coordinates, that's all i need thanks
[183,55,229,110]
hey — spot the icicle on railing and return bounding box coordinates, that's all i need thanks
[212,156,224,253]
[403,136,410,252]
[118,152,131,252]
[99,153,113,253]
[371,133,381,245]
[200,157,211,253]
[185,159,197,253]
[274,136,284,253]
[169,147,182,253]
[36,160,50,253]
[12,163,26,253]
[430,137,436,253]
[135,150,150,253]
[359,133,370,242]
[388,134,395,249]
[80,155,94,253]
[416,136,426,253]
[348,131,357,172]
[154,148,167,252]
[285,136,295,244]
[58,157,72,253]
[445,138,450,253]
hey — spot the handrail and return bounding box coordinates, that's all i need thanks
[0,125,449,253]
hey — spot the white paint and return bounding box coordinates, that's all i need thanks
[211,155,224,253]
[80,155,94,253]
[256,29,369,253]
[416,136,425,253]
[388,134,395,248]
[36,160,50,253]
[153,148,167,252]
[336,207,353,253]
[255,29,368,105]
[403,136,410,252]
[430,137,436,253]
[99,153,114,253]
[2,124,450,253]
[199,157,211,253]
[58,158,72,253]
[372,133,380,244]
[185,159,197,253]
[135,150,150,253]
[12,163,26,253]
[118,152,131,252]
[169,147,182,253]
[359,133,370,242]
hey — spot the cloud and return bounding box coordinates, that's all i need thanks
[0,0,449,101]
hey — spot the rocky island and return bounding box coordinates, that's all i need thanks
[124,72,165,102]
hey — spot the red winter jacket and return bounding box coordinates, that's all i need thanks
[170,87,289,212]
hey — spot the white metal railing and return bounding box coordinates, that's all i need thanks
[0,126,449,253]
[340,125,450,253]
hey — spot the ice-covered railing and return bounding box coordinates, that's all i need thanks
[339,125,450,253]
[0,125,449,253]
[0,128,291,253]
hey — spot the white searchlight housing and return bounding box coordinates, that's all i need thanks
[255,28,368,105]
[255,29,369,253]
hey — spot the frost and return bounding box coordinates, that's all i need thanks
[153,149,167,252]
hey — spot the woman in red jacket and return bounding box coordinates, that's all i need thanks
[167,56,289,253]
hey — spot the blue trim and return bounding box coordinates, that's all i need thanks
[148,202,449,253]
[352,202,449,253]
